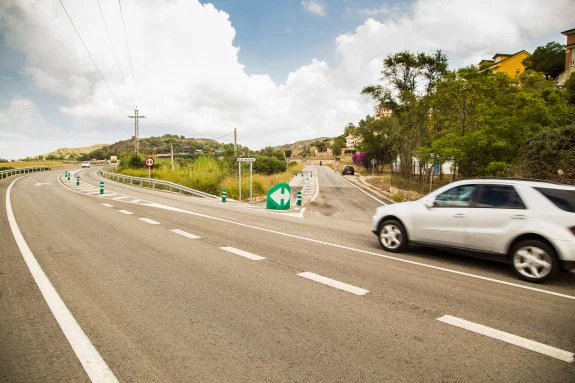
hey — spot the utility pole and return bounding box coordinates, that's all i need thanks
[128,106,145,155]
[233,128,237,156]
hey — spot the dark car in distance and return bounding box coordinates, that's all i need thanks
[342,165,354,175]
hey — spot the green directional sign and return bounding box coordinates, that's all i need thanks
[266,183,291,210]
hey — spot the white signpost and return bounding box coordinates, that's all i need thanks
[237,158,256,202]
[145,157,154,179]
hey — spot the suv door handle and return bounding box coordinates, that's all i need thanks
[453,213,465,218]
[512,214,526,220]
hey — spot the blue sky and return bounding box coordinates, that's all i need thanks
[1,0,574,159]
[205,0,405,82]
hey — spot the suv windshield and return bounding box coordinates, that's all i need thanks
[534,187,575,213]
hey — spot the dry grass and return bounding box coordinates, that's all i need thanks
[0,161,65,169]
[114,157,303,200]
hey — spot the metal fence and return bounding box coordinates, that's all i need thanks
[98,168,218,199]
[0,166,53,179]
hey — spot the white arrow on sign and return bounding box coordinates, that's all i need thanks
[269,187,289,206]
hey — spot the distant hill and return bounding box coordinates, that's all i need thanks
[40,144,106,160]
[274,137,333,158]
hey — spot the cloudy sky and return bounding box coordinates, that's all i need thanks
[1,0,574,159]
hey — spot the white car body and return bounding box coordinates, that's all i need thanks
[372,179,575,282]
[81,162,90,168]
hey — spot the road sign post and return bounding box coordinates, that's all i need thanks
[237,158,256,202]
[266,183,291,210]
[371,158,376,176]
[145,157,154,179]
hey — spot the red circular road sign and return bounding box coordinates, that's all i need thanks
[145,157,155,168]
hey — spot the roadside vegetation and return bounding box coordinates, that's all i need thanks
[113,153,302,200]
[0,161,65,170]
[328,43,575,200]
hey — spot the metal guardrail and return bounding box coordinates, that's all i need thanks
[0,166,53,179]
[98,168,218,199]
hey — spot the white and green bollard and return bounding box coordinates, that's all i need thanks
[100,181,104,195]
[76,176,80,186]
[296,191,302,206]
[222,188,227,203]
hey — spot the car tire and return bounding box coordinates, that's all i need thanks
[377,219,408,253]
[509,239,559,283]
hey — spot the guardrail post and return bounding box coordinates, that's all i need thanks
[222,188,227,202]
[296,191,302,206]
[76,176,80,186]
[100,181,104,195]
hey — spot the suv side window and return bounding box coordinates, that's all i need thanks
[477,185,526,209]
[435,185,477,207]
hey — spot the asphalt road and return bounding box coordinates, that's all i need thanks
[1,167,574,382]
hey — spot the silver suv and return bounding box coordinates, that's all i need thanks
[372,179,575,283]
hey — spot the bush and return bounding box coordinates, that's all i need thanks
[515,126,575,184]
[253,156,286,175]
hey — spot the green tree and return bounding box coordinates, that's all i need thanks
[355,116,400,170]
[332,135,346,156]
[566,72,575,105]
[313,140,327,152]
[522,42,565,80]
[514,126,575,184]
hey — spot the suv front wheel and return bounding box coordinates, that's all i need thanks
[377,219,408,253]
[510,239,558,283]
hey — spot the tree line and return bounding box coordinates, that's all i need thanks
[339,45,575,184]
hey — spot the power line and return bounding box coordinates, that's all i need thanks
[58,0,126,109]
[118,0,138,105]
[96,0,133,106]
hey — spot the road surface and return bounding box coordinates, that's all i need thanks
[1,168,574,382]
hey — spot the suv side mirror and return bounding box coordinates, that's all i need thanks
[425,200,435,208]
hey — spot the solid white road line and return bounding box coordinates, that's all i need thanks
[310,168,320,202]
[101,203,114,208]
[141,202,575,301]
[138,217,160,225]
[338,172,388,205]
[297,272,369,296]
[112,196,129,200]
[170,229,201,239]
[438,315,574,363]
[220,246,265,261]
[117,210,133,215]
[6,177,118,382]
[129,199,141,203]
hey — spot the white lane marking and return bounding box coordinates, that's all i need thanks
[117,210,133,215]
[85,191,101,195]
[140,202,575,301]
[129,199,141,203]
[6,177,119,382]
[138,217,160,225]
[101,203,114,208]
[220,246,265,261]
[438,315,574,363]
[337,172,388,205]
[298,272,369,296]
[310,167,320,202]
[112,196,129,201]
[170,229,201,239]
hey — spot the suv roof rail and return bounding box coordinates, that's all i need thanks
[472,176,567,185]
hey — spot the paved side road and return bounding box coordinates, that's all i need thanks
[2,170,574,382]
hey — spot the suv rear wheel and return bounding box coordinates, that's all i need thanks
[377,219,408,253]
[510,239,558,283]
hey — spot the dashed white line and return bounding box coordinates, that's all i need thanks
[138,217,160,225]
[437,315,574,363]
[170,229,201,239]
[117,210,133,215]
[6,177,119,382]
[297,272,369,296]
[220,246,265,261]
[101,203,114,208]
[112,196,129,201]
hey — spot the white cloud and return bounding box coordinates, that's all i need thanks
[301,0,327,17]
[1,0,574,159]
